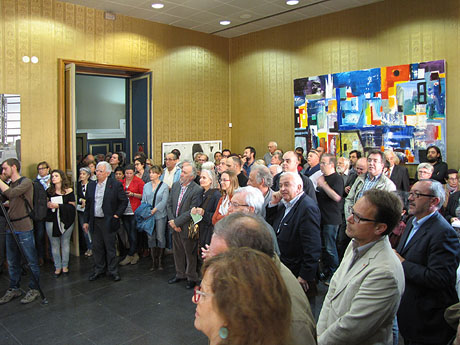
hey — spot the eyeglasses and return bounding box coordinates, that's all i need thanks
[193,285,212,303]
[348,207,378,223]
[408,191,436,199]
[221,179,230,182]
[418,170,432,176]
[38,167,48,170]
[229,201,249,208]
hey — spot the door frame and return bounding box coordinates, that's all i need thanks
[58,59,150,172]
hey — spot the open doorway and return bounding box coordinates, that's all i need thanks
[58,60,151,255]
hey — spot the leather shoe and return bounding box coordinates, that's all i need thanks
[168,276,186,284]
[186,281,197,289]
[110,274,121,282]
[88,272,104,281]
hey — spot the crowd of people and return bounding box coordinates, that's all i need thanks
[0,141,460,345]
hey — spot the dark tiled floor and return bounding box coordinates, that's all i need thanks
[0,253,328,345]
[0,254,208,345]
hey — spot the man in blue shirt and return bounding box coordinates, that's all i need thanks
[395,179,460,345]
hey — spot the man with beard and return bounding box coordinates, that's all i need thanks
[425,145,448,184]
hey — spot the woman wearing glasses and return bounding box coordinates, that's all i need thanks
[193,247,291,345]
[212,170,239,225]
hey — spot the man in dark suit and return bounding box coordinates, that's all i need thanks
[83,161,128,282]
[267,171,321,297]
[167,161,203,289]
[385,150,410,191]
[395,179,460,345]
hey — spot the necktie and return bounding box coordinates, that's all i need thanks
[176,186,187,217]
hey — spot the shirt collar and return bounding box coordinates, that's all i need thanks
[413,210,437,226]
[366,172,383,182]
[281,191,304,209]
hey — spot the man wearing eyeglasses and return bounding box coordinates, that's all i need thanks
[317,190,405,344]
[344,150,396,220]
[160,152,181,189]
[395,180,460,345]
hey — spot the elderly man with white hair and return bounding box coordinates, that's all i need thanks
[264,141,278,166]
[266,172,321,296]
[226,186,280,256]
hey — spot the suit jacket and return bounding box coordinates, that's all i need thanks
[166,180,203,238]
[445,190,460,223]
[83,177,128,233]
[389,164,410,192]
[76,180,96,212]
[396,212,460,344]
[317,236,405,345]
[267,193,321,281]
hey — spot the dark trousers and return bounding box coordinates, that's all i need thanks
[121,215,137,256]
[0,216,6,270]
[172,230,198,282]
[6,230,40,290]
[33,220,46,260]
[336,215,351,262]
[92,218,118,275]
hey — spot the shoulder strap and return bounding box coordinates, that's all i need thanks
[152,182,163,207]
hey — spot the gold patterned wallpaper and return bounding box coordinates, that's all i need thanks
[0,0,229,176]
[229,0,460,168]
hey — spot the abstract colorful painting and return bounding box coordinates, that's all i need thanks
[294,60,446,163]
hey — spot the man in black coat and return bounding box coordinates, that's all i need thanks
[395,179,460,345]
[385,150,410,191]
[267,171,321,297]
[83,161,128,282]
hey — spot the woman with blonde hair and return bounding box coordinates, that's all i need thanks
[212,170,239,225]
[193,247,291,345]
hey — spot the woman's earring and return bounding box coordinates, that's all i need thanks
[219,327,228,339]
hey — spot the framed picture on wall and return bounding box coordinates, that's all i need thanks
[162,140,222,163]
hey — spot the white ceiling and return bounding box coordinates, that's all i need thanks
[61,0,382,38]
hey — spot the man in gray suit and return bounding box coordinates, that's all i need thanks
[317,189,405,344]
[167,161,203,289]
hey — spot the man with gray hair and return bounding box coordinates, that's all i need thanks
[167,161,203,289]
[395,179,460,344]
[83,161,128,282]
[267,171,321,296]
[248,164,274,218]
[205,212,317,345]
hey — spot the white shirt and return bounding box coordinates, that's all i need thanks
[94,178,107,217]
[163,166,177,188]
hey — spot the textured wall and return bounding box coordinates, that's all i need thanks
[0,0,229,176]
[229,0,460,168]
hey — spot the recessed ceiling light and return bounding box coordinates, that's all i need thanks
[240,14,252,19]
[286,0,299,5]
[22,56,30,63]
[219,20,231,26]
[151,3,164,9]
[31,56,39,64]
